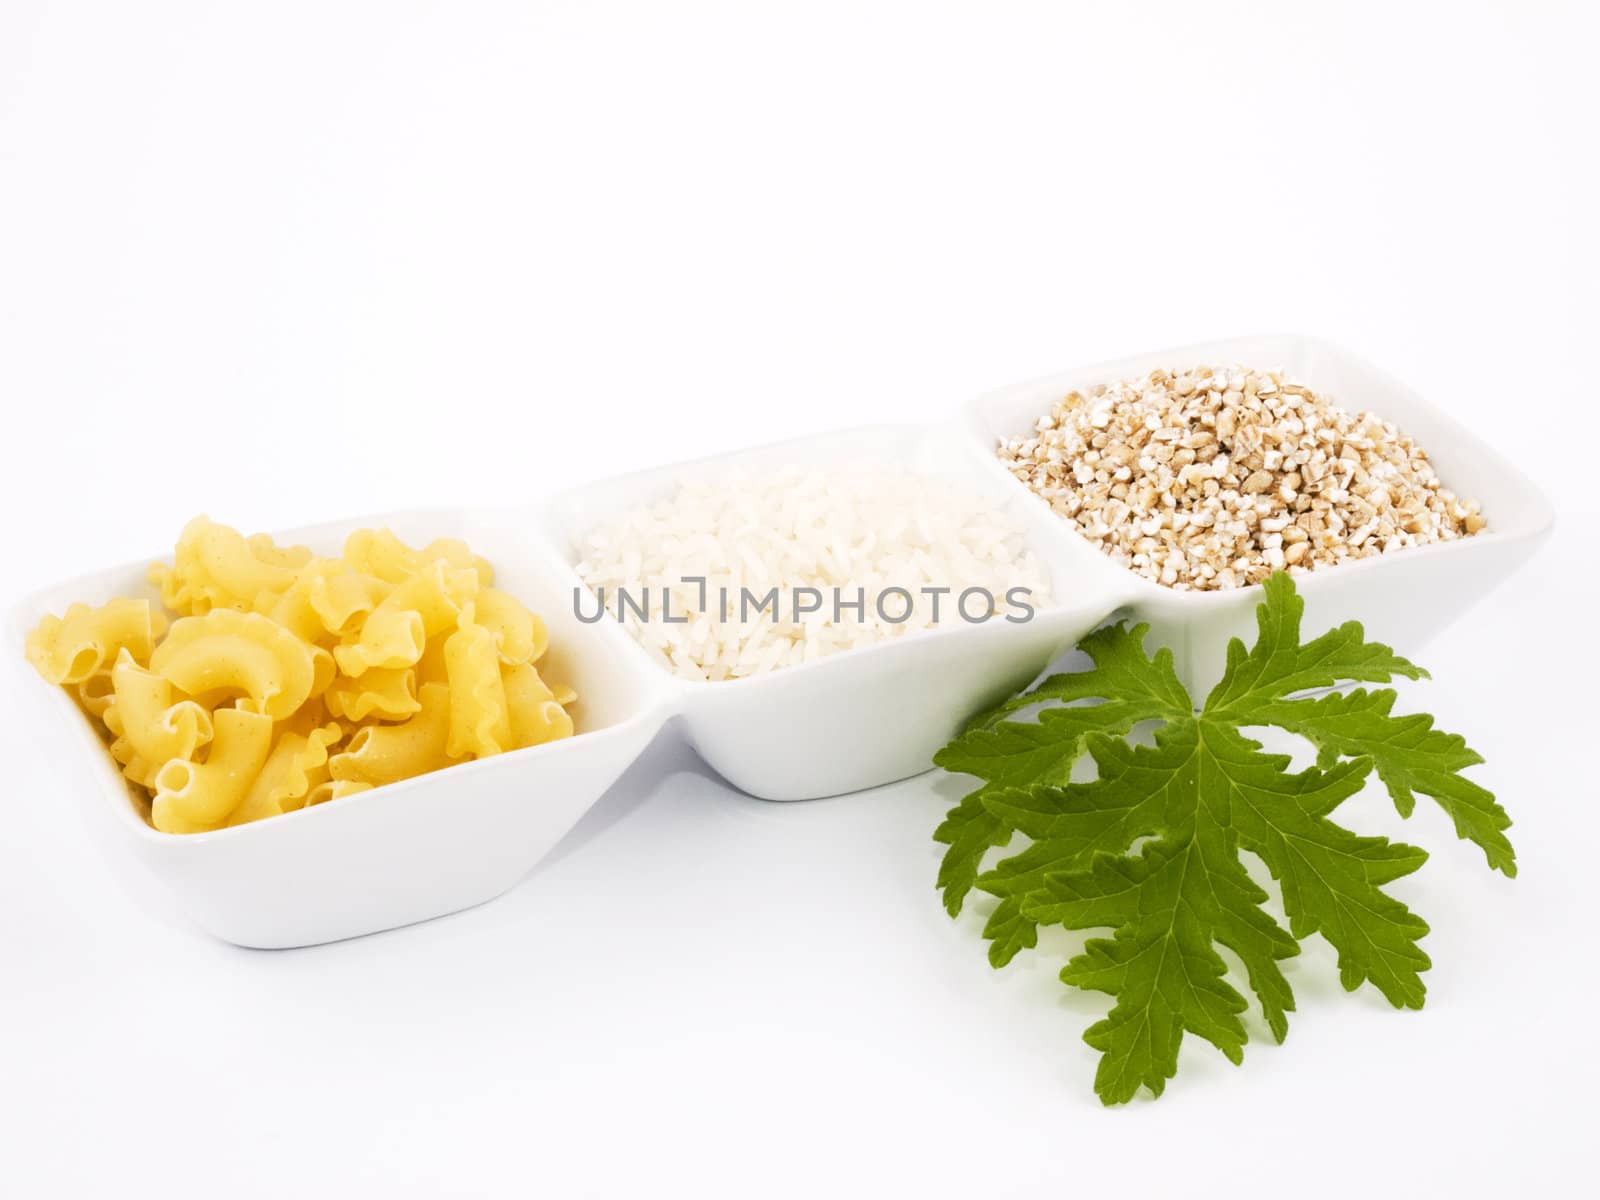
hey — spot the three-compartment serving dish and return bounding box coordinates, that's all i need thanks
[12,335,1554,948]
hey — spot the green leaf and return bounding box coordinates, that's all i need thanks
[1041,844,1257,1103]
[976,732,1182,965]
[1246,689,1514,876]
[963,621,1191,732]
[1021,723,1303,1061]
[1204,572,1428,715]
[932,571,1511,1104]
[933,623,1188,917]
[1200,723,1431,1008]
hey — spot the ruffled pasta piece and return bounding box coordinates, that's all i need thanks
[106,649,214,789]
[306,779,373,807]
[474,588,549,665]
[343,529,494,588]
[326,665,421,721]
[25,598,168,684]
[333,613,420,678]
[525,665,578,707]
[226,721,342,827]
[147,516,308,615]
[255,573,341,699]
[444,605,512,759]
[259,560,336,643]
[433,539,494,589]
[307,645,337,700]
[414,635,450,686]
[151,706,274,833]
[278,697,336,739]
[328,681,457,786]
[503,661,575,750]
[150,609,318,721]
[341,528,422,583]
[333,559,480,676]
[146,563,187,614]
[76,670,118,722]
[265,559,393,642]
[306,570,391,639]
[245,533,314,572]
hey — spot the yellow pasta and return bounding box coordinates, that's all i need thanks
[151,706,275,833]
[25,597,167,684]
[76,671,118,722]
[259,561,337,644]
[148,516,310,615]
[341,528,416,583]
[333,610,423,676]
[307,570,391,640]
[246,532,315,572]
[306,644,338,700]
[474,587,548,666]
[343,529,494,589]
[334,559,480,676]
[326,665,421,722]
[226,721,343,827]
[25,518,578,834]
[151,609,318,721]
[306,779,373,807]
[504,662,575,750]
[280,695,333,737]
[414,634,450,687]
[443,606,512,759]
[105,649,214,789]
[329,681,458,786]
[265,559,393,644]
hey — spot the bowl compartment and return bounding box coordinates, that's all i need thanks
[14,509,675,947]
[540,424,1130,798]
[963,335,1554,695]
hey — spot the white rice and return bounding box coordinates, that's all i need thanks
[573,459,1052,681]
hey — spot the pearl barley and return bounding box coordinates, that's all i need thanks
[999,365,1485,592]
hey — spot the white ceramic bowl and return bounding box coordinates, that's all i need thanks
[14,334,1551,947]
[539,423,1125,800]
[11,510,676,949]
[963,334,1555,695]
[14,460,1116,945]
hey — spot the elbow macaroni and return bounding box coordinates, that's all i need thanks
[150,609,321,721]
[328,681,457,787]
[152,706,275,834]
[25,517,578,834]
[106,649,215,789]
[25,597,168,685]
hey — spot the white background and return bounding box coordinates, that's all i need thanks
[2,2,1596,1196]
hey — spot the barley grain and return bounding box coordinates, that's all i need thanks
[997,364,1485,591]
